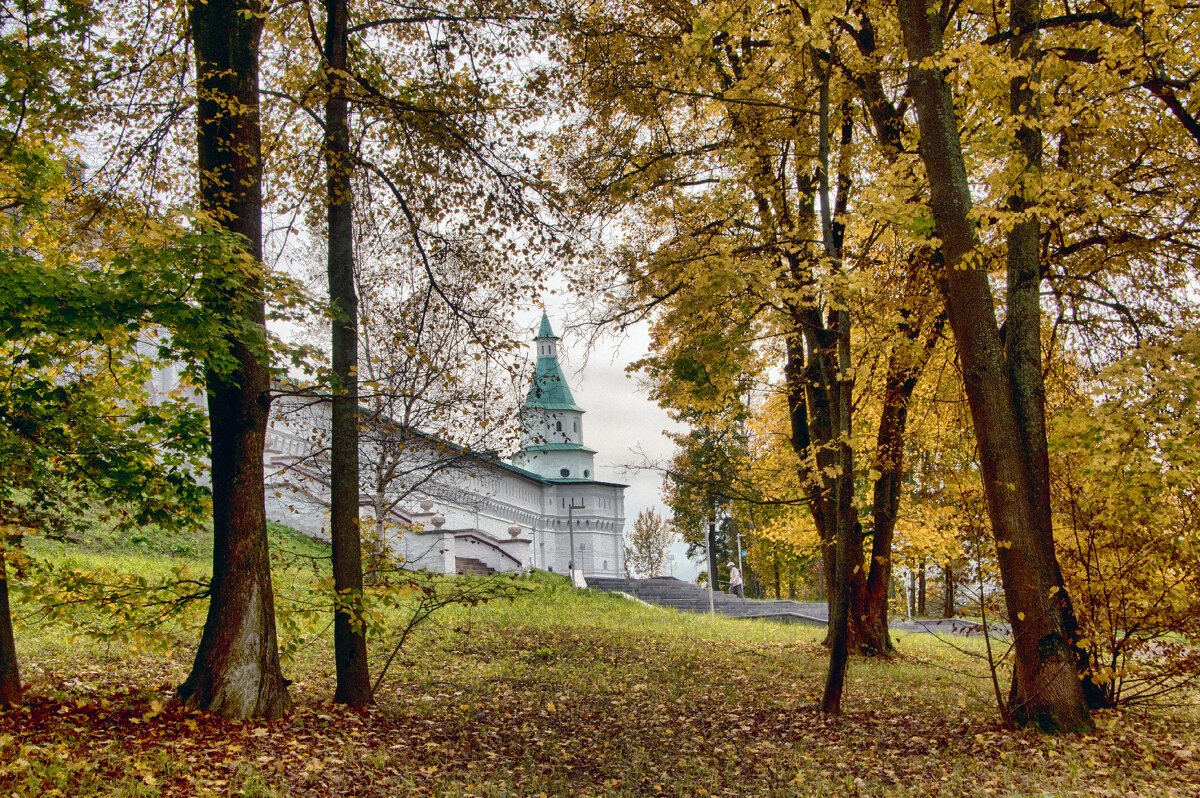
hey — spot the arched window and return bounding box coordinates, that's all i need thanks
[556,421,562,432]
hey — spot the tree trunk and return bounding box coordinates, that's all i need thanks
[943,563,955,618]
[845,9,951,659]
[179,0,292,720]
[865,310,944,650]
[917,559,926,616]
[893,0,1092,733]
[1002,0,1110,715]
[0,546,21,707]
[814,65,859,714]
[773,548,781,599]
[820,303,855,714]
[862,362,920,656]
[325,0,372,709]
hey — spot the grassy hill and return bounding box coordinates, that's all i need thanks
[2,523,1198,796]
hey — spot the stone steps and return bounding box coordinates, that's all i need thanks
[588,576,828,626]
[455,557,495,577]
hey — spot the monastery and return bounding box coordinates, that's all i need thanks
[261,313,627,579]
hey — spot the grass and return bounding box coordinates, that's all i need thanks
[3,522,1199,796]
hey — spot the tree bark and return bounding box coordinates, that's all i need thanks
[820,302,855,714]
[917,560,926,616]
[863,318,943,654]
[773,547,781,599]
[0,546,20,707]
[842,14,950,658]
[894,0,1092,733]
[178,0,292,720]
[325,0,373,709]
[1002,0,1110,715]
[862,321,942,654]
[943,562,955,618]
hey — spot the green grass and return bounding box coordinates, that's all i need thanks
[3,522,1199,797]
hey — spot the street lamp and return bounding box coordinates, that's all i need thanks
[705,515,715,615]
[567,498,584,577]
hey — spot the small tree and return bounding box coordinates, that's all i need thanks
[1050,334,1200,705]
[0,150,246,708]
[624,509,677,579]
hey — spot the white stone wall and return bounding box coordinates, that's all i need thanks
[512,447,596,481]
[519,408,584,448]
[149,366,627,578]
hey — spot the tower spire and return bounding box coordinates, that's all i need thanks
[537,310,557,340]
[512,311,596,481]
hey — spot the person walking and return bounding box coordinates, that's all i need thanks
[727,562,744,599]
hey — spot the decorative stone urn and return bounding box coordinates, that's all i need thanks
[431,513,446,529]
[508,523,522,540]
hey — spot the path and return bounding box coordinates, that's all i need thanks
[588,576,1010,638]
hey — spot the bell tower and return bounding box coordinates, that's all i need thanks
[511,312,597,481]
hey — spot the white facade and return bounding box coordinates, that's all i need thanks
[146,315,627,578]
[260,313,627,578]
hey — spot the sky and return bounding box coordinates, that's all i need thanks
[518,303,703,582]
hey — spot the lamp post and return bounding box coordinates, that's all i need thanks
[736,524,745,577]
[705,515,715,615]
[567,498,584,578]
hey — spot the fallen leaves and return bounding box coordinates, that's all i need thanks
[1,605,1198,796]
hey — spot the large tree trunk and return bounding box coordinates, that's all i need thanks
[325,0,372,709]
[0,546,21,707]
[179,0,292,720]
[894,0,1092,733]
[843,13,954,659]
[1001,0,1110,715]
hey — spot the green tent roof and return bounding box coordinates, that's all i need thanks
[525,312,582,411]
[537,311,558,340]
[525,354,583,411]
[517,442,596,454]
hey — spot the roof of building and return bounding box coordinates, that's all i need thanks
[517,441,597,454]
[536,310,558,340]
[525,314,584,412]
[487,454,626,488]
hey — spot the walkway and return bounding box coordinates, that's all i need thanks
[588,576,1009,638]
[588,576,827,626]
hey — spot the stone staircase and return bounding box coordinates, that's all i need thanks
[587,576,828,626]
[455,557,496,577]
